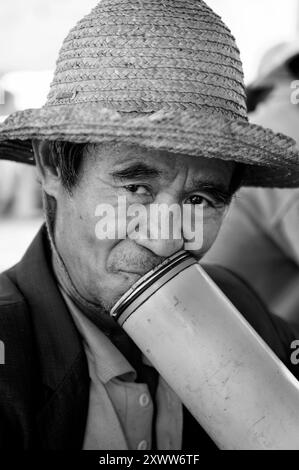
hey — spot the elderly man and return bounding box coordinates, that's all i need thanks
[1,0,299,450]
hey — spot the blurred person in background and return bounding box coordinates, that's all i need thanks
[204,42,299,321]
[0,87,18,215]
[0,81,41,218]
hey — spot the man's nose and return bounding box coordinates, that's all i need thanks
[136,235,184,258]
[131,194,184,258]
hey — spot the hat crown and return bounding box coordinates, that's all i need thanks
[47,0,247,120]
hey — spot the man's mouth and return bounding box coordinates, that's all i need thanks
[109,243,164,278]
[119,267,153,276]
[117,265,158,284]
[119,270,143,287]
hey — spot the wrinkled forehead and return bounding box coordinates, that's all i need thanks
[86,142,235,186]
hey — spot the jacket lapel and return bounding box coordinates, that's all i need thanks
[12,225,90,448]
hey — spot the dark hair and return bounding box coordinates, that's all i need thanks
[246,53,299,114]
[246,85,274,113]
[287,53,299,78]
[48,141,86,193]
[228,163,245,195]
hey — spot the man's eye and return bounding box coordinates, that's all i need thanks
[185,195,211,206]
[124,184,151,196]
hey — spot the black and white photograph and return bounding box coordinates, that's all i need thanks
[1,0,299,458]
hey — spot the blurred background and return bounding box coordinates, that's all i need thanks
[1,0,299,271]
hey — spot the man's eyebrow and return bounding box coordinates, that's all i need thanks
[110,163,162,181]
[189,180,234,204]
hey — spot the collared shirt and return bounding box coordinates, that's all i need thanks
[61,290,183,450]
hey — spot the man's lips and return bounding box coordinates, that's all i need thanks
[108,241,164,277]
[119,269,145,280]
[118,265,156,277]
[112,256,164,277]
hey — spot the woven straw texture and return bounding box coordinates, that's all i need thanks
[0,0,299,187]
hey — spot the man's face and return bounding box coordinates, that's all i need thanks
[53,143,234,311]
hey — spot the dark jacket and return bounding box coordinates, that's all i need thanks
[0,226,299,450]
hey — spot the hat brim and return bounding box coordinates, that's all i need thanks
[0,104,298,188]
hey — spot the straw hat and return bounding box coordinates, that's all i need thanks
[0,0,298,187]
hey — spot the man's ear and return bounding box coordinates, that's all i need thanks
[32,140,62,199]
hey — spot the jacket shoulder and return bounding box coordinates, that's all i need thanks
[0,269,25,307]
[0,267,42,449]
[0,266,35,355]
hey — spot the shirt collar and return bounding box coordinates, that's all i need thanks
[60,289,137,383]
